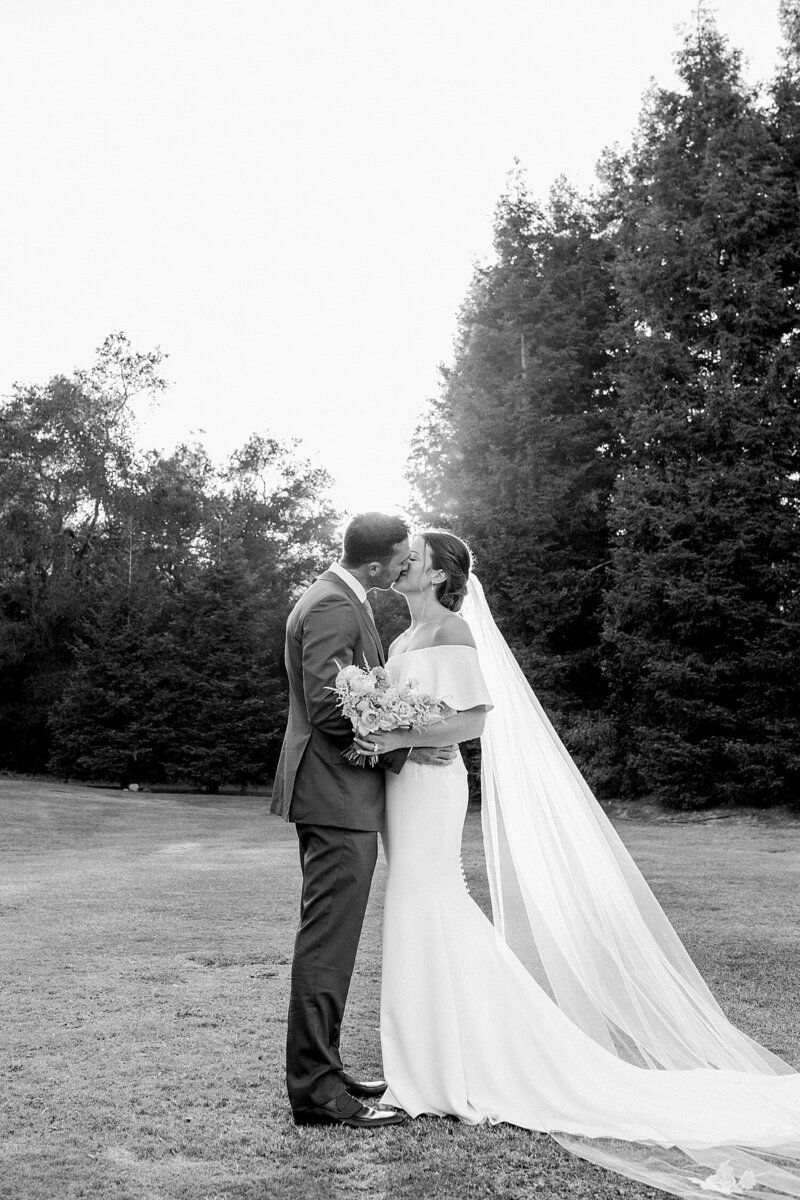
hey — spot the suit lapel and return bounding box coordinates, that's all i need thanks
[320,571,385,665]
[364,613,385,666]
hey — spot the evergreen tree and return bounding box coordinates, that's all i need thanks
[407,170,620,785]
[601,14,800,807]
[157,553,276,793]
[774,2,800,209]
[48,576,171,786]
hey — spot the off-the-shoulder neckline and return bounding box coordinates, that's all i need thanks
[387,644,478,661]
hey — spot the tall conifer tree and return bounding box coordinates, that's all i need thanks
[408,170,620,782]
[601,13,800,806]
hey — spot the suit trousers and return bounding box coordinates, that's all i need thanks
[286,822,379,1113]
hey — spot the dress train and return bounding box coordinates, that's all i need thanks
[380,629,800,1199]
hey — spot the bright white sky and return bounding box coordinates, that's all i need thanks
[0,1,785,515]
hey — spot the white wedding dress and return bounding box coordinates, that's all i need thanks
[379,579,800,1200]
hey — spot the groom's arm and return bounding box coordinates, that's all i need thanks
[381,746,457,771]
[301,593,362,741]
[380,746,410,775]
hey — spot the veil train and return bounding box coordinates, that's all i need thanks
[461,574,800,1199]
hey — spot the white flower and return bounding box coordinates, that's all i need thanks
[335,665,362,688]
[349,674,376,696]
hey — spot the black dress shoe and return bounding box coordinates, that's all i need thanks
[340,1072,387,1098]
[294,1093,406,1129]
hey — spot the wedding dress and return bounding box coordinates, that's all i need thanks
[380,577,800,1199]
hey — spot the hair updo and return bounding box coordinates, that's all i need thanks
[422,530,472,613]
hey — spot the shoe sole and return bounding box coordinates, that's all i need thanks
[294,1112,407,1128]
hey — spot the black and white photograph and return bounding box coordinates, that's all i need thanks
[2,2,800,1197]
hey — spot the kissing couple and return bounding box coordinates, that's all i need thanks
[271,512,800,1199]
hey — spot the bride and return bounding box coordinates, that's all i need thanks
[355,530,800,1200]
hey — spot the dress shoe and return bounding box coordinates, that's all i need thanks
[294,1093,406,1129]
[340,1072,387,1098]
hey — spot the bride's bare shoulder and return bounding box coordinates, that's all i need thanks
[432,615,476,650]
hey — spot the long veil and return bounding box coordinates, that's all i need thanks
[461,574,800,1199]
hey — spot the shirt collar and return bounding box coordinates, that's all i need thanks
[329,562,368,605]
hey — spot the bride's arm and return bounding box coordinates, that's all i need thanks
[357,705,487,755]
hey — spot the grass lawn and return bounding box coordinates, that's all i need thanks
[2,778,799,1200]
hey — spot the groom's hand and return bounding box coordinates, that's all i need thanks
[408,745,458,767]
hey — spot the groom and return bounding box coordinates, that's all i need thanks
[271,512,455,1128]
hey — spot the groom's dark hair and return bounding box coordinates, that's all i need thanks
[342,512,409,567]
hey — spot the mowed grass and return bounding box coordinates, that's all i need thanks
[2,780,800,1200]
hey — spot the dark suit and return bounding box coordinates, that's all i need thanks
[270,569,406,1113]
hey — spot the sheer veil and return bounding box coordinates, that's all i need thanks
[461,574,800,1199]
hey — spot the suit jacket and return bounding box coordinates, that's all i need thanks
[270,570,407,830]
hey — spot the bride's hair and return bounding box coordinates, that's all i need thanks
[422,530,472,612]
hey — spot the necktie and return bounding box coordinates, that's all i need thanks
[362,598,375,624]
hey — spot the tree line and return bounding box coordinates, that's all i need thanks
[3,10,800,807]
[407,7,800,808]
[0,334,338,791]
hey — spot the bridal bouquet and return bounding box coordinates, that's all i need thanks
[329,659,448,767]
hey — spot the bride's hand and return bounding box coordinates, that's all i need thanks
[353,728,406,756]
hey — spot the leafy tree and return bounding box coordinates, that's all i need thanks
[600,13,800,807]
[0,334,166,770]
[48,430,338,789]
[214,433,340,770]
[48,442,217,788]
[219,433,338,586]
[2,336,339,786]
